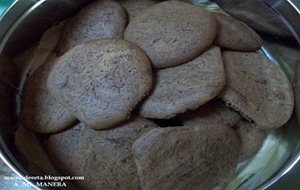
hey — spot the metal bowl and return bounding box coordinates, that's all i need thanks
[0,0,300,189]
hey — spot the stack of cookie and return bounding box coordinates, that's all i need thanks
[19,0,294,189]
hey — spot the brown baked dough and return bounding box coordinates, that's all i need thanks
[139,46,225,119]
[235,120,265,161]
[124,0,218,68]
[47,122,86,176]
[220,51,294,129]
[180,101,241,127]
[215,13,262,51]
[20,59,76,133]
[48,39,153,130]
[132,125,240,190]
[57,0,127,54]
[120,0,157,21]
[48,117,158,190]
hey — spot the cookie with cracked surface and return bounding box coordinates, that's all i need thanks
[219,51,294,129]
[180,101,241,127]
[235,120,265,161]
[48,39,153,130]
[48,117,158,190]
[215,13,262,51]
[57,0,127,54]
[132,125,240,190]
[139,46,225,119]
[120,0,157,21]
[20,59,76,133]
[124,0,218,68]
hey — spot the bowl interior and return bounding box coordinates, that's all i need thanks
[0,0,300,190]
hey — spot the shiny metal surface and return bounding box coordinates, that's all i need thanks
[0,0,94,56]
[246,1,300,189]
[264,0,300,43]
[0,0,300,189]
[0,1,94,189]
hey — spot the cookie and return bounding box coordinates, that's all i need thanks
[56,0,127,54]
[124,0,218,68]
[132,125,240,190]
[20,59,76,133]
[180,101,241,127]
[48,117,158,190]
[214,13,262,51]
[120,0,157,21]
[219,51,294,129]
[15,126,60,175]
[235,120,265,162]
[139,46,225,119]
[48,122,86,176]
[48,39,153,130]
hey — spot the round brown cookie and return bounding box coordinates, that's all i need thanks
[180,101,241,127]
[235,120,265,162]
[48,117,158,190]
[48,39,153,130]
[132,125,240,190]
[124,0,218,68]
[47,122,86,176]
[20,59,76,134]
[219,51,294,129]
[120,0,157,21]
[214,13,262,51]
[139,46,225,119]
[56,0,127,55]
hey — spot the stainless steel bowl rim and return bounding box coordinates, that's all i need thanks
[0,0,300,189]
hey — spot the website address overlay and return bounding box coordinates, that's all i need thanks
[4,175,84,181]
[3,175,85,188]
